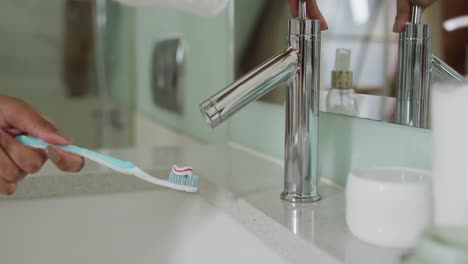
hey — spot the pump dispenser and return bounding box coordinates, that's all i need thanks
[326,49,359,116]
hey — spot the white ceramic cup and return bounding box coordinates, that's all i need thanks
[346,167,432,248]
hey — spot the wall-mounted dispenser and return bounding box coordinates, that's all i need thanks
[151,36,185,114]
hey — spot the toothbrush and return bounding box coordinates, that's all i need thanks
[16,135,198,193]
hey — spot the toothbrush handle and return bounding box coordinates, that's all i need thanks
[16,135,134,170]
[16,135,196,192]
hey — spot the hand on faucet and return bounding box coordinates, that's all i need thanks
[393,0,437,32]
[288,0,328,30]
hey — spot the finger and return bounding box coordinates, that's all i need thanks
[288,0,298,17]
[41,114,58,130]
[0,147,27,183]
[0,96,70,145]
[411,0,436,8]
[306,0,329,30]
[0,129,47,174]
[45,146,84,173]
[394,0,411,32]
[0,177,17,196]
[4,128,23,136]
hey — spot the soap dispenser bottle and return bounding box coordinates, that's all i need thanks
[326,49,359,116]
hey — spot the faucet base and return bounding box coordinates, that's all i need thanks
[281,192,321,203]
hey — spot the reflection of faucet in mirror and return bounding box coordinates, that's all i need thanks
[396,5,465,129]
[199,0,322,203]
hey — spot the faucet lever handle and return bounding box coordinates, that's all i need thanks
[411,5,422,24]
[297,0,307,20]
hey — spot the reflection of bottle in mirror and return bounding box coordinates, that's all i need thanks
[326,49,359,116]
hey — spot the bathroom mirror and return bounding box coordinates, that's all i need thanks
[0,0,134,148]
[1,0,236,149]
[235,0,467,129]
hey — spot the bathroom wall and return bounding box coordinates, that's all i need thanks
[133,5,233,144]
[234,0,267,66]
[229,102,432,186]
[97,1,135,148]
[0,0,63,82]
[105,2,135,110]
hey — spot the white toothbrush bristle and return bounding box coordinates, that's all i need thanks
[168,172,199,189]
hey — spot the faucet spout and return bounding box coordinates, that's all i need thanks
[200,48,299,128]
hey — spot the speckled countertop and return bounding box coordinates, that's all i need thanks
[1,144,406,264]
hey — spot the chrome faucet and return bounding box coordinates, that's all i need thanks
[199,0,321,203]
[397,5,464,128]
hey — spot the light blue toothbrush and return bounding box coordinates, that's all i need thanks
[16,135,198,192]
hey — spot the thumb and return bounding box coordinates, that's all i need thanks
[288,0,299,17]
[306,0,328,30]
[0,96,71,145]
[394,0,411,32]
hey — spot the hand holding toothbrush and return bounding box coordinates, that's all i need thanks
[0,95,84,195]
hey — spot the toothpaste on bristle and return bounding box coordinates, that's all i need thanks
[171,165,193,176]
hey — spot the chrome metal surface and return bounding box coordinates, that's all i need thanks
[200,15,322,202]
[431,54,464,81]
[297,0,307,20]
[397,23,432,128]
[396,6,464,129]
[411,5,422,24]
[289,18,321,36]
[200,48,299,128]
[200,100,221,128]
[283,19,321,203]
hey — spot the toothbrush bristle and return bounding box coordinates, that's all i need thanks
[168,172,199,188]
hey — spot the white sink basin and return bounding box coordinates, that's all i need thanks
[0,190,288,264]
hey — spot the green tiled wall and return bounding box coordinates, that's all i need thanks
[134,5,233,143]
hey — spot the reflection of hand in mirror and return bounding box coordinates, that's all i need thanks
[288,0,329,30]
[393,0,438,32]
